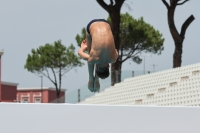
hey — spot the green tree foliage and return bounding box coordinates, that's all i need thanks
[75,13,164,82]
[107,13,164,66]
[24,40,84,102]
[76,28,86,47]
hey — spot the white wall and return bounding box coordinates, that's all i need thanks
[0,103,199,133]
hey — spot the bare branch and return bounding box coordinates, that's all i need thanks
[180,14,195,38]
[45,68,50,77]
[121,49,143,63]
[122,50,134,62]
[123,2,132,11]
[115,0,125,8]
[51,68,57,82]
[96,0,109,12]
[110,0,114,5]
[40,68,55,84]
[134,42,142,51]
[131,50,143,57]
[51,67,58,91]
[162,0,170,9]
[61,66,73,76]
[177,0,189,5]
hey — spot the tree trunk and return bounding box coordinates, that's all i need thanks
[169,14,195,68]
[163,0,195,68]
[56,92,60,103]
[173,43,182,68]
[110,12,120,86]
[55,82,60,103]
[168,6,183,68]
[57,69,61,103]
[118,61,122,83]
[111,60,122,85]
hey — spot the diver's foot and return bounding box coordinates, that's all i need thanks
[88,80,94,92]
[94,80,100,92]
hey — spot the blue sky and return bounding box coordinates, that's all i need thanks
[0,0,199,92]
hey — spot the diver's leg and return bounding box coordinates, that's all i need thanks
[88,62,95,92]
[86,31,95,92]
[94,67,100,92]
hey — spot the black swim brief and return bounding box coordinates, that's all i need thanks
[86,19,111,35]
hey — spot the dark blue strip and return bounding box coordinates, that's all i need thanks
[86,19,110,35]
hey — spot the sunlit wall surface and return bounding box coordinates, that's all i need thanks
[0,103,200,133]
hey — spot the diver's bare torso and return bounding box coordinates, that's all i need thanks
[87,21,118,64]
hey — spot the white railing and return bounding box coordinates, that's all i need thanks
[80,63,200,105]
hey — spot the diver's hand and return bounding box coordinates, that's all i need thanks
[80,39,87,51]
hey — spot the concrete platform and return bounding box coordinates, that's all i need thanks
[0,103,199,133]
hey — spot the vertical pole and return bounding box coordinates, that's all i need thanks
[41,76,43,103]
[132,71,134,77]
[151,64,157,73]
[40,76,43,103]
[0,55,1,101]
[144,56,145,74]
[78,89,80,102]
